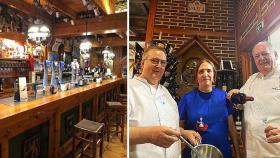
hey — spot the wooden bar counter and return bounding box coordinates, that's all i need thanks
[0,77,126,158]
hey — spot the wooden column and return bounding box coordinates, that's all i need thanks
[113,47,124,77]
[145,0,157,48]
[240,52,252,84]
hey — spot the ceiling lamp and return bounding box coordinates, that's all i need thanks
[80,18,92,52]
[27,21,51,44]
[102,46,115,60]
[80,38,92,52]
[28,0,50,44]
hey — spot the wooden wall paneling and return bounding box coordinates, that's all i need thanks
[8,121,49,158]
[1,140,8,158]
[240,52,252,83]
[53,111,60,158]
[93,95,98,121]
[59,105,79,157]
[145,0,157,47]
[48,112,56,158]
[113,47,124,77]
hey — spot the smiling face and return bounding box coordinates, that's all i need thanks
[252,42,278,76]
[196,61,215,92]
[140,48,166,85]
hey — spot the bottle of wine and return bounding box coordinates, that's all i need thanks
[231,93,254,104]
[14,79,20,102]
[0,78,3,93]
[222,75,227,91]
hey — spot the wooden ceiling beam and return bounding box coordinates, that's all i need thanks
[53,13,127,37]
[130,0,149,4]
[145,0,157,46]
[0,32,26,42]
[0,0,54,25]
[92,37,127,47]
[44,0,76,19]
[130,15,147,20]
[116,32,126,39]
[129,28,139,37]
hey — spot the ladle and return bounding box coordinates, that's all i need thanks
[178,135,205,158]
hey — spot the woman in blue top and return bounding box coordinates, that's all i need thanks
[178,59,240,158]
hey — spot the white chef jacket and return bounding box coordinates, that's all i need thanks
[129,77,181,158]
[240,67,280,158]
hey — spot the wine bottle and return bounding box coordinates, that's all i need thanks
[0,78,3,93]
[231,93,254,104]
[14,79,20,102]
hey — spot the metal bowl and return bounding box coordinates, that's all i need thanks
[191,144,223,158]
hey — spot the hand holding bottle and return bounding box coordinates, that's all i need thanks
[227,89,254,104]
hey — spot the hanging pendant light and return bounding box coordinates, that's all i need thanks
[27,0,50,44]
[27,19,51,44]
[80,19,92,52]
[102,46,115,61]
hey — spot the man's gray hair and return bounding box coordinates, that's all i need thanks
[142,46,166,60]
[252,41,275,53]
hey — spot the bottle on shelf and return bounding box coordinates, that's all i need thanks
[0,78,3,93]
[231,93,254,104]
[222,76,227,91]
[14,79,20,102]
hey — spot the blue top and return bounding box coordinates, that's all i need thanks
[178,88,234,158]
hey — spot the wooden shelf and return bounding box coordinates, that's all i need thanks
[0,32,27,41]
[0,58,28,61]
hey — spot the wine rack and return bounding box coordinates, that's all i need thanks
[216,70,237,92]
[0,59,29,78]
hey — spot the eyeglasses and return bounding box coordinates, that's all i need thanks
[146,58,167,67]
[253,51,272,59]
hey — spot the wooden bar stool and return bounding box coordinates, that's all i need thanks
[105,101,126,142]
[72,119,104,158]
[119,94,127,104]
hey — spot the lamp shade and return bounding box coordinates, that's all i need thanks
[102,46,115,60]
[80,39,92,52]
[27,24,50,43]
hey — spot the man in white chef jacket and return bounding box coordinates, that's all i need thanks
[228,41,280,158]
[129,45,200,158]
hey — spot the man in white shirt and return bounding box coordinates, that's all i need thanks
[228,41,280,158]
[129,46,200,158]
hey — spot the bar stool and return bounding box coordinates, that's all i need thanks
[105,101,126,142]
[119,94,127,104]
[72,119,104,158]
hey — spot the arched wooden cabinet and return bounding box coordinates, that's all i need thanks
[175,36,219,96]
